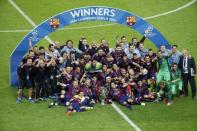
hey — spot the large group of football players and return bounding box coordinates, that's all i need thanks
[16,35,196,115]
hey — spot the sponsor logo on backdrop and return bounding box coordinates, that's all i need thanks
[144,25,156,37]
[50,18,60,29]
[126,16,136,26]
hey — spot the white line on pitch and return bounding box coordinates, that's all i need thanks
[0,29,30,33]
[1,0,196,33]
[111,103,141,131]
[144,0,196,20]
[7,0,53,44]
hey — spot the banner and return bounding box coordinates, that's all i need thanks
[10,6,171,86]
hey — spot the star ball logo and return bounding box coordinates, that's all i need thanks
[126,16,136,26]
[50,18,60,29]
[31,30,39,42]
[144,25,156,37]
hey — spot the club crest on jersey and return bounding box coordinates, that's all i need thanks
[126,16,136,26]
[50,18,60,29]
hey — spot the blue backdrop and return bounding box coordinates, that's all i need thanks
[10,6,171,86]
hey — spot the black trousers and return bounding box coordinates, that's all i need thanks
[182,73,196,97]
[35,79,50,99]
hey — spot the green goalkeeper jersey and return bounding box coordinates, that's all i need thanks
[171,69,182,80]
[158,57,170,72]
[85,62,102,73]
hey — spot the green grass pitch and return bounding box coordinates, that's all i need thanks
[0,0,197,130]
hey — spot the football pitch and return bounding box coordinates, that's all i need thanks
[0,0,197,131]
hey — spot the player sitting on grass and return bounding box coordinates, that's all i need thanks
[66,91,94,116]
[110,82,133,109]
[134,80,155,102]
[155,81,173,106]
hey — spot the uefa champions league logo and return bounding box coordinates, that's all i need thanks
[31,30,39,42]
[144,25,156,37]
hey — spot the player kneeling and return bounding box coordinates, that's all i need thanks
[155,81,173,106]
